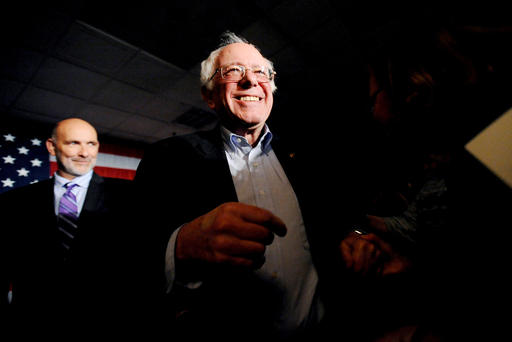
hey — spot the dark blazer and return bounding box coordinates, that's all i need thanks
[0,172,138,333]
[133,126,368,338]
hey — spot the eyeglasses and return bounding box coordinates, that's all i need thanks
[209,64,276,83]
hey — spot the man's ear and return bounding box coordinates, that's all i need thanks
[201,86,216,110]
[46,138,56,156]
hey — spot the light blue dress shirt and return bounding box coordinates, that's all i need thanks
[53,170,93,216]
[165,126,324,335]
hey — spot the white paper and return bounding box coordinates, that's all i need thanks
[465,107,512,188]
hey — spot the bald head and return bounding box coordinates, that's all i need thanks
[46,118,99,180]
[51,118,97,140]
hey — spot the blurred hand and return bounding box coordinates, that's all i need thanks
[176,202,287,270]
[340,231,413,277]
[340,231,385,277]
[370,235,413,276]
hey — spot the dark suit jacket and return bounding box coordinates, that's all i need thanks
[133,126,369,338]
[0,172,141,334]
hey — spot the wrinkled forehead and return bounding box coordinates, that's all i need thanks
[216,43,268,68]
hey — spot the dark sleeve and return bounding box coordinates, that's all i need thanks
[129,137,199,300]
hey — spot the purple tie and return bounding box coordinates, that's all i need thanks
[58,183,79,253]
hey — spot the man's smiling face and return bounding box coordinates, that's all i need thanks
[205,43,274,131]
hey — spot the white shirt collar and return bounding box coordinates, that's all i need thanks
[54,170,93,189]
[220,125,273,155]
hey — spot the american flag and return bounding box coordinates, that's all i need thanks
[0,131,49,194]
[1,127,143,194]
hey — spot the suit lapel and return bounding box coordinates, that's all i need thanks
[74,172,104,244]
[196,127,239,203]
[195,126,229,161]
[44,178,60,238]
[82,172,104,214]
[46,178,58,217]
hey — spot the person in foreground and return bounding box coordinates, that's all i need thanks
[133,31,340,340]
[0,118,134,334]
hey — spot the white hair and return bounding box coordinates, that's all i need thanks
[200,31,277,93]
